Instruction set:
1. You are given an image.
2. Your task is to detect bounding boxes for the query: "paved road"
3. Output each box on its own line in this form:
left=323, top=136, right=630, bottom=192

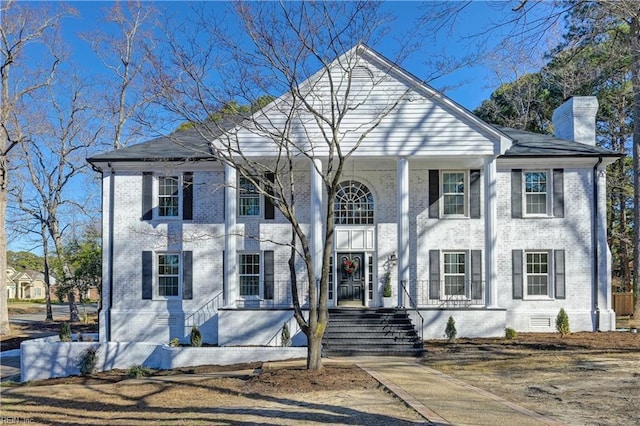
left=9, top=303, right=97, bottom=323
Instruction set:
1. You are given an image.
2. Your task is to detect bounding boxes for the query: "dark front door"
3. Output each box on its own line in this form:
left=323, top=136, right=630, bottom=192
left=338, top=252, right=364, bottom=305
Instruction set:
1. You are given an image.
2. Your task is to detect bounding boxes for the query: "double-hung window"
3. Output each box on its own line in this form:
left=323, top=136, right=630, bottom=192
left=524, top=171, right=548, bottom=215
left=443, top=252, right=466, bottom=297
left=525, top=252, right=549, bottom=297
left=158, top=253, right=180, bottom=297
left=239, top=177, right=260, bottom=216
left=239, top=253, right=260, bottom=297
left=442, top=171, right=466, bottom=216
left=158, top=176, right=180, bottom=217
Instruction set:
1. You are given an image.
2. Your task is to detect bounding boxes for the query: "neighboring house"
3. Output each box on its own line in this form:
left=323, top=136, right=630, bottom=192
left=6, top=267, right=54, bottom=300
left=88, top=45, right=621, bottom=345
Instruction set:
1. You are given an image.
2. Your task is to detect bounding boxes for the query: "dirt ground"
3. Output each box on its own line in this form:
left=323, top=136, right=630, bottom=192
left=2, top=315, right=640, bottom=424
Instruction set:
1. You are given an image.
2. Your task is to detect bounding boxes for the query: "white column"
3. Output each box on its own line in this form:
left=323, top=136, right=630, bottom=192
left=397, top=158, right=410, bottom=307
left=100, top=171, right=113, bottom=342
left=310, top=159, right=323, bottom=285
left=224, top=164, right=237, bottom=307
left=484, top=157, right=499, bottom=308
left=596, top=166, right=615, bottom=330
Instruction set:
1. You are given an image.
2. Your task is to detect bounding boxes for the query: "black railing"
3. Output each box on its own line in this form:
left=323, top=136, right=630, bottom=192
left=412, top=280, right=485, bottom=308
left=400, top=280, right=424, bottom=341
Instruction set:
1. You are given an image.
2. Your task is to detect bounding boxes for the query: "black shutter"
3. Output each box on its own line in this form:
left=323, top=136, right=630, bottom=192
left=183, top=251, right=193, bottom=300
left=554, top=249, right=566, bottom=299
left=142, top=173, right=153, bottom=220
left=471, top=250, right=482, bottom=300
left=512, top=249, right=523, bottom=299
left=470, top=169, right=481, bottom=219
left=142, top=251, right=153, bottom=300
left=183, top=172, right=193, bottom=220
left=264, top=250, right=274, bottom=300
left=264, top=173, right=275, bottom=220
left=553, top=169, right=564, bottom=218
left=428, top=170, right=440, bottom=219
left=511, top=169, right=522, bottom=218
left=429, top=250, right=440, bottom=299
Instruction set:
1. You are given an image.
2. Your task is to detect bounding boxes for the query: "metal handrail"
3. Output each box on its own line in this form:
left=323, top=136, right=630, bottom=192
left=184, top=291, right=223, bottom=335
left=400, top=280, right=424, bottom=342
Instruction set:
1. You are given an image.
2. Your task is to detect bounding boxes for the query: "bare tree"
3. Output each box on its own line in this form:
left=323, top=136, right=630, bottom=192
left=83, top=0, right=158, bottom=149
left=0, top=0, right=72, bottom=334
left=11, top=74, right=101, bottom=322
left=149, top=1, right=434, bottom=370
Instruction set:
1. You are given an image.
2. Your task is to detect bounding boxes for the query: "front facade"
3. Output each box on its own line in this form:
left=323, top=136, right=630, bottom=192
left=88, top=46, right=620, bottom=345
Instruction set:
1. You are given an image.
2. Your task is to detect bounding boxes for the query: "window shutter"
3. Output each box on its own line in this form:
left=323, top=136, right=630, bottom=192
left=429, top=250, right=440, bottom=299
left=511, top=169, right=522, bottom=218
left=553, top=169, right=564, bottom=218
left=471, top=250, right=482, bottom=300
left=470, top=169, right=481, bottom=219
left=554, top=249, right=566, bottom=299
left=183, top=251, right=193, bottom=300
left=142, top=173, right=153, bottom=220
left=264, top=173, right=275, bottom=220
left=512, top=249, right=523, bottom=299
left=183, top=172, right=193, bottom=220
left=142, top=251, right=153, bottom=300
left=428, top=170, right=440, bottom=219
left=264, top=250, right=274, bottom=300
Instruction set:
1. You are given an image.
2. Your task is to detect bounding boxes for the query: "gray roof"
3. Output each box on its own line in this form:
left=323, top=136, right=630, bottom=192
left=87, top=127, right=217, bottom=164
left=498, top=126, right=622, bottom=158
left=87, top=121, right=623, bottom=166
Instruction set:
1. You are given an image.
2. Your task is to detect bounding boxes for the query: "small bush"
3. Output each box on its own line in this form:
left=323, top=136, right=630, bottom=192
left=77, top=347, right=98, bottom=376
left=445, top=316, right=457, bottom=343
left=505, top=327, right=518, bottom=340
left=169, top=338, right=180, bottom=347
left=59, top=322, right=72, bottom=342
left=190, top=326, right=202, bottom=347
left=281, top=322, right=291, bottom=347
left=556, top=308, right=570, bottom=337
left=127, top=365, right=152, bottom=379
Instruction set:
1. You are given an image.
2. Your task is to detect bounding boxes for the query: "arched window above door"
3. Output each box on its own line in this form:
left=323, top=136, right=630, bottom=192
left=334, top=181, right=374, bottom=225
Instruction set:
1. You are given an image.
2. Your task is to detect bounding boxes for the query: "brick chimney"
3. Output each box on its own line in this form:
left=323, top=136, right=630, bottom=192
left=552, top=96, right=599, bottom=146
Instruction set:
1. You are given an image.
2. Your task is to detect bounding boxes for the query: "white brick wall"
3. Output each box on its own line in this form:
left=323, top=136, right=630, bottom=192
left=104, top=158, right=610, bottom=344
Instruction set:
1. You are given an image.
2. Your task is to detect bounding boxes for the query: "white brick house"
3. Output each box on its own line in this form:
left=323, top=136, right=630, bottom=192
left=88, top=45, right=621, bottom=345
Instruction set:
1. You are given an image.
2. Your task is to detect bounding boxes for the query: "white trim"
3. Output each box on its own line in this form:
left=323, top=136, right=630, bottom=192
left=440, top=170, right=469, bottom=218
left=441, top=251, right=468, bottom=299
left=155, top=252, right=182, bottom=300
left=522, top=170, right=551, bottom=218
left=523, top=250, right=553, bottom=300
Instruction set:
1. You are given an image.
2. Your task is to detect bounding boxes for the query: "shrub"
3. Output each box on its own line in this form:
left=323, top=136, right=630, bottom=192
left=445, top=316, right=457, bottom=343
left=190, top=326, right=202, bottom=347
left=127, top=365, right=152, bottom=379
left=281, top=322, right=291, bottom=347
left=77, top=347, right=98, bottom=376
left=505, top=327, right=518, bottom=340
left=383, top=272, right=392, bottom=298
left=59, top=322, right=72, bottom=342
left=556, top=308, right=570, bottom=337
left=169, top=338, right=180, bottom=347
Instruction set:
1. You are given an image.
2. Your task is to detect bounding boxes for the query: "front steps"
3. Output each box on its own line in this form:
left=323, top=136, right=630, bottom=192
left=323, top=308, right=424, bottom=356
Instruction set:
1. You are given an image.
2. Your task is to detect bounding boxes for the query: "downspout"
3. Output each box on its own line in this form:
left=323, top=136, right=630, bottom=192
left=106, top=164, right=115, bottom=341
left=592, top=157, right=603, bottom=331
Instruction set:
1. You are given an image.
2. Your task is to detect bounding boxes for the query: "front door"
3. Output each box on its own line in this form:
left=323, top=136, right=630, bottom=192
left=337, top=252, right=364, bottom=305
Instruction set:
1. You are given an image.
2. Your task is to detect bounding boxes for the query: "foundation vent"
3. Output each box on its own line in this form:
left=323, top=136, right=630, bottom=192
left=529, top=317, right=552, bottom=328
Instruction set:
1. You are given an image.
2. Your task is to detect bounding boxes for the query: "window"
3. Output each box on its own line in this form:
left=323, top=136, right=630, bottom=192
left=524, top=171, right=548, bottom=215
left=442, top=172, right=466, bottom=216
left=526, top=252, right=549, bottom=296
left=334, top=181, right=374, bottom=224
left=158, top=253, right=180, bottom=297
left=443, top=252, right=466, bottom=297
left=158, top=176, right=180, bottom=217
left=239, top=253, right=260, bottom=296
left=239, top=177, right=260, bottom=216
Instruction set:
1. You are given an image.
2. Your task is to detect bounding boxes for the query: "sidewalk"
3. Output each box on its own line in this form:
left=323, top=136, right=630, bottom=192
left=352, top=357, right=562, bottom=426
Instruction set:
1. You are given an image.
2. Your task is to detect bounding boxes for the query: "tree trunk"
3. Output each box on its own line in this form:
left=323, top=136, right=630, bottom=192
left=0, top=162, right=9, bottom=335
left=307, top=327, right=324, bottom=371
left=42, top=225, right=53, bottom=321
left=631, top=15, right=640, bottom=317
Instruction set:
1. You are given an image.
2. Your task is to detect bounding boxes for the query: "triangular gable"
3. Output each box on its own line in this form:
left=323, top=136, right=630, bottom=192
left=231, top=44, right=512, bottom=158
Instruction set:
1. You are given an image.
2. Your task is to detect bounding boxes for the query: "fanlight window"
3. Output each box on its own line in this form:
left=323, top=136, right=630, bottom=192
left=334, top=181, right=374, bottom=225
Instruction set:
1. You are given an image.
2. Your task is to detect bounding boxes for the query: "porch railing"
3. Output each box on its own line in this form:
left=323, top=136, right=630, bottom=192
left=235, top=280, right=309, bottom=309
left=400, top=280, right=424, bottom=342
left=411, top=280, right=485, bottom=308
